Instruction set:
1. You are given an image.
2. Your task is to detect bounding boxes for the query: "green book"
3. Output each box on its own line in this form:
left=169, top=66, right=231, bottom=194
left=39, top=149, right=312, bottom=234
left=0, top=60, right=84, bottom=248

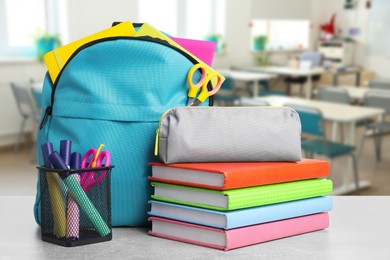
left=151, top=179, right=333, bottom=211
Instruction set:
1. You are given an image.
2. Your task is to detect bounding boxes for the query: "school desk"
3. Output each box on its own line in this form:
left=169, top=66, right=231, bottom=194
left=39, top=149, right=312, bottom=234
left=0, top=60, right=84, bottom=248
left=243, top=66, right=325, bottom=99
left=217, top=69, right=276, bottom=98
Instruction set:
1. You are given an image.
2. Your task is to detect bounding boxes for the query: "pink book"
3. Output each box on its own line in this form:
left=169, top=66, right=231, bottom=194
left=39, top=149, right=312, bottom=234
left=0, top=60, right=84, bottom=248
left=149, top=213, right=329, bottom=251
left=170, top=37, right=216, bottom=66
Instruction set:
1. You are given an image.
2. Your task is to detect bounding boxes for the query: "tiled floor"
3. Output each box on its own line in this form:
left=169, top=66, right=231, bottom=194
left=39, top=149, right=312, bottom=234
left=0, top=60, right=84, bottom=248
left=0, top=133, right=389, bottom=196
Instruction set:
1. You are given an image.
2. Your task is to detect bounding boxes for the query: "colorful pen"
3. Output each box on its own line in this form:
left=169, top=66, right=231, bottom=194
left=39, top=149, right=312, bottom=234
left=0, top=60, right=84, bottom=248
left=48, top=151, right=110, bottom=237
left=60, top=140, right=72, bottom=168
left=66, top=152, right=81, bottom=242
left=41, top=142, right=66, bottom=238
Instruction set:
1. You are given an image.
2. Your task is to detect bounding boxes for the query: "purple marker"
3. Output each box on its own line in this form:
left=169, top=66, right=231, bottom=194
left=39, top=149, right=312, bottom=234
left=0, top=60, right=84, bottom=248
left=41, top=142, right=54, bottom=168
left=60, top=140, right=72, bottom=168
left=49, top=151, right=70, bottom=179
left=70, top=152, right=82, bottom=170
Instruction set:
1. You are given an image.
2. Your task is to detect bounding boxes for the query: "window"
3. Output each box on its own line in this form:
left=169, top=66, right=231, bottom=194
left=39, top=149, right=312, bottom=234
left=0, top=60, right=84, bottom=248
left=138, top=0, right=226, bottom=51
left=0, top=0, right=63, bottom=59
left=138, top=0, right=178, bottom=36
left=251, top=19, right=310, bottom=51
left=184, top=0, right=225, bottom=40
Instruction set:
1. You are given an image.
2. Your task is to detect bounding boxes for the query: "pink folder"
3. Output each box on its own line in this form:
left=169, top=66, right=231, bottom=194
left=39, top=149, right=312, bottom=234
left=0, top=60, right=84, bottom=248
left=170, top=37, right=216, bottom=66
left=149, top=212, right=329, bottom=251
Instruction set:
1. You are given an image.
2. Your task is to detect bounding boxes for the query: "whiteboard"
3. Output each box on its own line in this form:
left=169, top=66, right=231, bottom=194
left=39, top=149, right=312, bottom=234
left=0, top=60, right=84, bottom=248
left=367, top=0, right=390, bottom=55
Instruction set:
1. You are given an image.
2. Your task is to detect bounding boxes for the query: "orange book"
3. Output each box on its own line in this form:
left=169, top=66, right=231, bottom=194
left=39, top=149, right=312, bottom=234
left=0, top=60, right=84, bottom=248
left=148, top=159, right=330, bottom=190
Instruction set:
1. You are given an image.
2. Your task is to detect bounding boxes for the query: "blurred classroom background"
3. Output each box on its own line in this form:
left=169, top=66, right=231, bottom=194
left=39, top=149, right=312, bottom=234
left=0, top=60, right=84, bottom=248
left=0, top=0, right=389, bottom=196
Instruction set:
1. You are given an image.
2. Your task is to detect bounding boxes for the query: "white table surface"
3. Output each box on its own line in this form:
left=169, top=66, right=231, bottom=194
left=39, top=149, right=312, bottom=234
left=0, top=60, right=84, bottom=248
left=244, top=66, right=325, bottom=99
left=218, top=69, right=276, bottom=98
left=240, top=96, right=385, bottom=195
left=242, top=96, right=384, bottom=124
left=2, top=196, right=390, bottom=259
left=218, top=69, right=275, bottom=81
left=246, top=66, right=324, bottom=77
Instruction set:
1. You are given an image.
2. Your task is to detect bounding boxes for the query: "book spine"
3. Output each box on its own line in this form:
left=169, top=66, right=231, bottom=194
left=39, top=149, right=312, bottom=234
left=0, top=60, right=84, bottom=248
left=147, top=231, right=226, bottom=250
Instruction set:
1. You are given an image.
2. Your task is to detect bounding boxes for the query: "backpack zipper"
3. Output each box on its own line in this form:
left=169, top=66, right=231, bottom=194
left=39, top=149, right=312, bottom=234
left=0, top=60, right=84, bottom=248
left=39, top=36, right=202, bottom=129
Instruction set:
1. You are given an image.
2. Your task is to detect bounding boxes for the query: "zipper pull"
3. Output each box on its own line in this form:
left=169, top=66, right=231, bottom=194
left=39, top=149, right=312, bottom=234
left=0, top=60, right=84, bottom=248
left=154, top=128, right=160, bottom=156
left=39, top=106, right=52, bottom=129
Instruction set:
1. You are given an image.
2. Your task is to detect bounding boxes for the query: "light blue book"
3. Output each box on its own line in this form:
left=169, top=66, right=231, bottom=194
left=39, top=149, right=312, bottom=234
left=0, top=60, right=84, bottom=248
left=148, top=197, right=332, bottom=229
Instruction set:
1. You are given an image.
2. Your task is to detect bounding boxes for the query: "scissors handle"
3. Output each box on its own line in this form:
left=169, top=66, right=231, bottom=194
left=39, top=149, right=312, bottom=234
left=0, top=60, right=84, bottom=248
left=80, top=148, right=111, bottom=192
left=193, top=72, right=223, bottom=104
left=94, top=150, right=111, bottom=168
left=187, top=64, right=207, bottom=98
left=81, top=148, right=97, bottom=169
left=87, top=151, right=111, bottom=188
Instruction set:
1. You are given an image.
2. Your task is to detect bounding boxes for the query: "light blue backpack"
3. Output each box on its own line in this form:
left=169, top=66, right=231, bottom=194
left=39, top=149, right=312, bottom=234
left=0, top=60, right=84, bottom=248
left=34, top=28, right=213, bottom=226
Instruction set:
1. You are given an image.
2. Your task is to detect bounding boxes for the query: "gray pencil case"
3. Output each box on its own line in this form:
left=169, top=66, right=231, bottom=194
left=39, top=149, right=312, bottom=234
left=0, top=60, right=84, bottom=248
left=154, top=106, right=302, bottom=164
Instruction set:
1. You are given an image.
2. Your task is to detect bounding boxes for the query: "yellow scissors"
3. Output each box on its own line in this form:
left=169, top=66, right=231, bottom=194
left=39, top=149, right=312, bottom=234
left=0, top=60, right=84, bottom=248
left=187, top=64, right=223, bottom=106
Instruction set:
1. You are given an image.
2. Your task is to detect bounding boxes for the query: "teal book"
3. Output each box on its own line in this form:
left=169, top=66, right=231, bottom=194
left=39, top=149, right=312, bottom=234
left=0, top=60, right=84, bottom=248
left=148, top=197, right=333, bottom=229
left=151, top=179, right=333, bottom=211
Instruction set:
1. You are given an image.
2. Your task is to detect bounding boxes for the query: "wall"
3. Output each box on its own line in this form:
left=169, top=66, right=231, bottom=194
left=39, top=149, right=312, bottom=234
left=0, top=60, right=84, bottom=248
left=364, top=0, right=390, bottom=78
left=251, top=0, right=311, bottom=19
left=66, top=0, right=138, bottom=42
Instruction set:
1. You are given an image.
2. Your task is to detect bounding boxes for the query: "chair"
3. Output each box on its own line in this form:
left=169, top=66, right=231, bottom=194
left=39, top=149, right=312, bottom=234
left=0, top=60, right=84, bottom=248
left=242, top=80, right=285, bottom=97
left=31, top=87, right=42, bottom=110
left=317, top=86, right=372, bottom=141
left=30, top=86, right=43, bottom=161
left=359, top=90, right=390, bottom=161
left=369, top=78, right=390, bottom=91
left=230, top=65, right=246, bottom=71
left=10, top=82, right=41, bottom=153
left=238, top=97, right=270, bottom=106
left=317, top=87, right=350, bottom=104
left=285, top=52, right=323, bottom=97
left=301, top=51, right=324, bottom=68
left=316, top=87, right=350, bottom=142
left=287, top=103, right=359, bottom=192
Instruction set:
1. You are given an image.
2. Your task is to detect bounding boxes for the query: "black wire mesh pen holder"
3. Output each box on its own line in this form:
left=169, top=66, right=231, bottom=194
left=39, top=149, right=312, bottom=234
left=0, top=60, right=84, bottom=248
left=38, top=165, right=114, bottom=247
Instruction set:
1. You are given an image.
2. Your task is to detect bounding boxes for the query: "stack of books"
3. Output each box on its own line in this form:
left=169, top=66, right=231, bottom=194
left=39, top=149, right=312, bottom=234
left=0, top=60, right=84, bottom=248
left=148, top=159, right=333, bottom=251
